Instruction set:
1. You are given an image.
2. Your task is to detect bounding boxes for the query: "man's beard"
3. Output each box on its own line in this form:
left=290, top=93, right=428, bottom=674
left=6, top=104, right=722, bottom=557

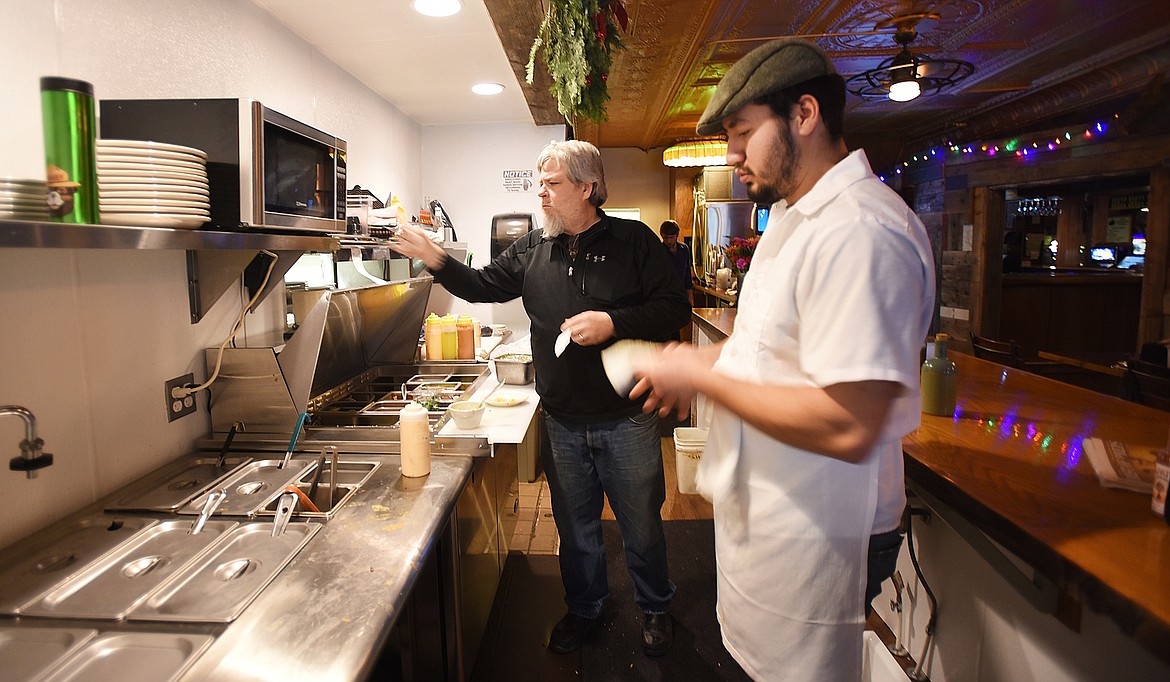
left=541, top=208, right=567, bottom=238
left=743, top=122, right=799, bottom=205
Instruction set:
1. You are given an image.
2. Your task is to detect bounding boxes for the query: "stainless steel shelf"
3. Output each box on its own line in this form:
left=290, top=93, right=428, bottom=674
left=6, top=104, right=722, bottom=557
left=0, top=218, right=335, bottom=251
left=0, top=219, right=336, bottom=323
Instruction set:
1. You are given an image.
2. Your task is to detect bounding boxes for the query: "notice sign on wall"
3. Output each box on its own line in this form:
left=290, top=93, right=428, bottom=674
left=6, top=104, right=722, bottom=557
left=502, top=169, right=535, bottom=193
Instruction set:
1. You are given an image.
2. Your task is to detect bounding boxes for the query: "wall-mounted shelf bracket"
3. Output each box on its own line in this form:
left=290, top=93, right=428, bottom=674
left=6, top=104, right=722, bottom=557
left=187, top=248, right=305, bottom=323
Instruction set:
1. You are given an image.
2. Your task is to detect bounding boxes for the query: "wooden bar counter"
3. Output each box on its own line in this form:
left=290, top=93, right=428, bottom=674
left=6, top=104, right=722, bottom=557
left=693, top=282, right=737, bottom=308
left=690, top=308, right=1170, bottom=666
left=906, top=353, right=1170, bottom=663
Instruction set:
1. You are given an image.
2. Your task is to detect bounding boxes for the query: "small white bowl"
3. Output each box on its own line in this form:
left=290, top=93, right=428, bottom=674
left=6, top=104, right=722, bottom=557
left=448, top=400, right=485, bottom=429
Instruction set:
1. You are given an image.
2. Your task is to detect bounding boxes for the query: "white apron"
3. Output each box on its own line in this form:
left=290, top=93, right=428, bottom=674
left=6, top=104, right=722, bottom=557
left=697, top=199, right=879, bottom=681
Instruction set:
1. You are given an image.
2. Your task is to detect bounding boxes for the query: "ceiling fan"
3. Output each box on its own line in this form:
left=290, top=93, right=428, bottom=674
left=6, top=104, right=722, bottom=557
left=706, top=10, right=978, bottom=102
left=843, top=12, right=975, bottom=101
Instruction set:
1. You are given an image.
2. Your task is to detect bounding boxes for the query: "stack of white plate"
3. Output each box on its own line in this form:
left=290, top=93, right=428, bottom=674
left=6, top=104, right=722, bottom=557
left=0, top=178, right=49, bottom=221
left=97, top=139, right=210, bottom=229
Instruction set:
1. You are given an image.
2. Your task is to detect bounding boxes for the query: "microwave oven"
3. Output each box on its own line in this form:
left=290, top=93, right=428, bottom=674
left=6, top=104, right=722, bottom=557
left=98, top=98, right=346, bottom=234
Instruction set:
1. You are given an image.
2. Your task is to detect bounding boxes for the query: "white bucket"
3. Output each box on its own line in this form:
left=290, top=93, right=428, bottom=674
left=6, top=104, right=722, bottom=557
left=673, top=427, right=707, bottom=495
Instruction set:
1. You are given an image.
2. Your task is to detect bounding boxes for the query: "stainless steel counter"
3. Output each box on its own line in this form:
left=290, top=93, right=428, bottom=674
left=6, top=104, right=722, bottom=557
left=181, top=453, right=472, bottom=681
left=0, top=453, right=474, bottom=682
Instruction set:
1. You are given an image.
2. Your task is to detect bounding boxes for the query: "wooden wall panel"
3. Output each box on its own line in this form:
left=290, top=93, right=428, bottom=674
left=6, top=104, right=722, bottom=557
left=1142, top=168, right=1170, bottom=345
left=670, top=167, right=702, bottom=239
left=1055, top=194, right=1085, bottom=267
left=1000, top=277, right=1141, bottom=355
left=971, top=187, right=1004, bottom=336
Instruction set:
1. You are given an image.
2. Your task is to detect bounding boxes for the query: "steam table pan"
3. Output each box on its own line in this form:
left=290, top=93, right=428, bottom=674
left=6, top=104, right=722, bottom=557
left=0, top=515, right=156, bottom=615
left=105, top=455, right=251, bottom=512
left=0, top=626, right=97, bottom=682
left=36, top=632, right=214, bottom=682
left=177, top=458, right=314, bottom=517
left=19, top=520, right=237, bottom=620
left=130, top=521, right=321, bottom=623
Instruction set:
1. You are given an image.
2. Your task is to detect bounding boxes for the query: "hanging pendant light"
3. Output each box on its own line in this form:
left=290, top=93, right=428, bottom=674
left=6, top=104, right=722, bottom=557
left=663, top=139, right=727, bottom=167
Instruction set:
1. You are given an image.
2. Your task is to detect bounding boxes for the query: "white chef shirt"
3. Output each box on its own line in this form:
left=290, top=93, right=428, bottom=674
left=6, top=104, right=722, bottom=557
left=696, top=149, right=935, bottom=680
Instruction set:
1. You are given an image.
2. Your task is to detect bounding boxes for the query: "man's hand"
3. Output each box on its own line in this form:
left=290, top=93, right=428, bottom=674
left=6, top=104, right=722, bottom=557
left=631, top=342, right=720, bottom=420
left=560, top=310, right=615, bottom=347
left=388, top=225, right=448, bottom=271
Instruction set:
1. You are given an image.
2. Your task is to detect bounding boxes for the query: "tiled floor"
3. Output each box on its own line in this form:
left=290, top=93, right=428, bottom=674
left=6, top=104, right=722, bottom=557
left=509, top=478, right=560, bottom=555
left=494, top=440, right=926, bottom=680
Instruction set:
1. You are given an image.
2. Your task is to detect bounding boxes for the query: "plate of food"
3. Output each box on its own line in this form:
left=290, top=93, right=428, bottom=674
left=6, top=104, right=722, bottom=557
left=485, top=392, right=528, bottom=408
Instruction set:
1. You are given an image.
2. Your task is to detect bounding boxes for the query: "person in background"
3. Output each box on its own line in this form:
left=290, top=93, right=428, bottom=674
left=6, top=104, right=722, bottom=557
left=387, top=140, right=691, bottom=657
left=659, top=219, right=695, bottom=307
left=631, top=39, right=935, bottom=680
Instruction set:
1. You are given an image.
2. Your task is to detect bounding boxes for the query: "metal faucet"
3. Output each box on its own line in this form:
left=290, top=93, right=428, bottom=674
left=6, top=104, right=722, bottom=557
left=2, top=405, right=54, bottom=479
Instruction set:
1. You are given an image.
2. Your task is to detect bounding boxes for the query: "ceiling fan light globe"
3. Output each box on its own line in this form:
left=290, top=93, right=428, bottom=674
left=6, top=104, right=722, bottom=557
left=889, top=80, right=921, bottom=102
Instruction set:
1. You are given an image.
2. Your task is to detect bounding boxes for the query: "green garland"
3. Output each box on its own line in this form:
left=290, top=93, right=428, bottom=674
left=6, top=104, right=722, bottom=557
left=526, top=0, right=626, bottom=123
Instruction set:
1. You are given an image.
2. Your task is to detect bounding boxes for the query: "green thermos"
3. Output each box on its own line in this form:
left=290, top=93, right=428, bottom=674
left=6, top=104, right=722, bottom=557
left=40, top=76, right=98, bottom=224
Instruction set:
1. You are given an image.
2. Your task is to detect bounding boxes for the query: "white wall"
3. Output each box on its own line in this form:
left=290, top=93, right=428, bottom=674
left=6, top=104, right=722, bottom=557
left=0, top=0, right=423, bottom=547
left=600, top=147, right=671, bottom=234
left=420, top=122, right=565, bottom=335
left=873, top=500, right=1170, bottom=681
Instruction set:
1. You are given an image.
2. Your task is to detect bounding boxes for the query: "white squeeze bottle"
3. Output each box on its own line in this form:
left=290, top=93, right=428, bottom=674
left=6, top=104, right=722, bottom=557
left=399, top=402, right=431, bottom=477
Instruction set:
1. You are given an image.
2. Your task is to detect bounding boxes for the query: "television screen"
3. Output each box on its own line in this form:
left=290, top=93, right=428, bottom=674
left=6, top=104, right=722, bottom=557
left=1133, top=235, right=1146, bottom=256
left=1116, top=255, right=1144, bottom=270
left=1089, top=246, right=1117, bottom=263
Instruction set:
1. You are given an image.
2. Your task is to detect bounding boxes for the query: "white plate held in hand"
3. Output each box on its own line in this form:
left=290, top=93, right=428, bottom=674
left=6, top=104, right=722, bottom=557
left=601, top=340, right=663, bottom=396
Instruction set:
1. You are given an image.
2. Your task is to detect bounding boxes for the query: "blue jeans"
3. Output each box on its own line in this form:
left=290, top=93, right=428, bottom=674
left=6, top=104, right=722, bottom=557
left=544, top=411, right=676, bottom=618
left=866, top=529, right=904, bottom=616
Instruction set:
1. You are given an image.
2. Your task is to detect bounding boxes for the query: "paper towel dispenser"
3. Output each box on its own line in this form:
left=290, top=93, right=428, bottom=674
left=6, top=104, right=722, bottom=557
left=491, top=212, right=536, bottom=259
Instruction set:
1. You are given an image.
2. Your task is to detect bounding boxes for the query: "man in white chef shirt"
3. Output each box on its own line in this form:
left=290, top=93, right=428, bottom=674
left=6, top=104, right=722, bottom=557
left=631, top=39, right=935, bottom=681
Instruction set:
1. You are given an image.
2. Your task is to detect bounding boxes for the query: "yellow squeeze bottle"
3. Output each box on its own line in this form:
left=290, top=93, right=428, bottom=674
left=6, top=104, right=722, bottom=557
left=441, top=313, right=457, bottom=360
left=424, top=313, right=443, bottom=361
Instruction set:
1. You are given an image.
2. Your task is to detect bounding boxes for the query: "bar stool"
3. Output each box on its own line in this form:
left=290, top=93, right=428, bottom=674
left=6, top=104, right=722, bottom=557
left=1125, top=358, right=1170, bottom=411
left=969, top=333, right=1022, bottom=368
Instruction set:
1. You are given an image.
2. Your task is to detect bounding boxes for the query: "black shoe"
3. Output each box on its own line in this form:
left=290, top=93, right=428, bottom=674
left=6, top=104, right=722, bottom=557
left=549, top=612, right=600, bottom=654
left=641, top=612, right=673, bottom=656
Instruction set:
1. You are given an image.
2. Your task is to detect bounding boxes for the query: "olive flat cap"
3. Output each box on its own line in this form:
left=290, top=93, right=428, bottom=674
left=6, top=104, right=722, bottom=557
left=696, top=39, right=835, bottom=135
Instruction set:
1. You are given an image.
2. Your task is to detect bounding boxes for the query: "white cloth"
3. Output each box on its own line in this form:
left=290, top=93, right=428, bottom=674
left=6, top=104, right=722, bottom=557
left=695, top=149, right=935, bottom=681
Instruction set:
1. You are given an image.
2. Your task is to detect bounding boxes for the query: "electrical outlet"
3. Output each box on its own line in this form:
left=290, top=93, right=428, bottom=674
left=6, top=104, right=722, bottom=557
left=164, top=373, right=197, bottom=422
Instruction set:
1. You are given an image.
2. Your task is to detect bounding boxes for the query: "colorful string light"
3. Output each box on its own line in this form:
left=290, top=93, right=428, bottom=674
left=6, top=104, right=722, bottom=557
left=877, top=116, right=1117, bottom=183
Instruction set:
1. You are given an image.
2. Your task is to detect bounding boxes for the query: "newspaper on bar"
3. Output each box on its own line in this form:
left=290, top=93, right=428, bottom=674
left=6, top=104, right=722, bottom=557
left=1083, top=438, right=1158, bottom=493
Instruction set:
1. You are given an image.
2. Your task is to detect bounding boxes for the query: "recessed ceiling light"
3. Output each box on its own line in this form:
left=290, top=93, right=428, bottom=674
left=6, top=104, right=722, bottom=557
left=472, top=82, right=505, bottom=96
left=412, top=0, right=462, bottom=17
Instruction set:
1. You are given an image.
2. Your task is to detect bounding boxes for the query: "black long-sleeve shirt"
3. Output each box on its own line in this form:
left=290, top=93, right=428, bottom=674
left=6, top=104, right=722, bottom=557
left=433, top=212, right=691, bottom=422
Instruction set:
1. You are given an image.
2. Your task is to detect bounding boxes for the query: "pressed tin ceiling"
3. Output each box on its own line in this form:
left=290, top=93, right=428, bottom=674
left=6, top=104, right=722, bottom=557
left=485, top=0, right=1170, bottom=169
